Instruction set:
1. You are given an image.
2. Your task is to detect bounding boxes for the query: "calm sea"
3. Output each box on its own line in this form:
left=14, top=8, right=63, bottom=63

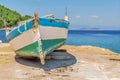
left=65, top=30, right=120, bottom=54
left=0, top=30, right=120, bottom=53
left=0, top=30, right=8, bottom=43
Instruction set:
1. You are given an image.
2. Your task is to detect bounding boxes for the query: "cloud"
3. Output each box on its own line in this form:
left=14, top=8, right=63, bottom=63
left=90, top=15, right=99, bottom=18
left=76, top=16, right=81, bottom=19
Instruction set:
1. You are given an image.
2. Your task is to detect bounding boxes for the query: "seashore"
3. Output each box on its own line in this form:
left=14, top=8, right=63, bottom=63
left=0, top=43, right=120, bottom=80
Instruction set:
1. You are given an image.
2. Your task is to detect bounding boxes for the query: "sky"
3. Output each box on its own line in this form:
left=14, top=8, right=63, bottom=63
left=0, top=0, right=120, bottom=30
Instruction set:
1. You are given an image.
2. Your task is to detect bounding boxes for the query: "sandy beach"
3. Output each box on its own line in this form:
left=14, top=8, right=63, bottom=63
left=0, top=44, right=120, bottom=80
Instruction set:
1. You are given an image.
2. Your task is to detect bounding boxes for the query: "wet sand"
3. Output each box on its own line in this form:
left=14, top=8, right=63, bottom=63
left=0, top=44, right=120, bottom=80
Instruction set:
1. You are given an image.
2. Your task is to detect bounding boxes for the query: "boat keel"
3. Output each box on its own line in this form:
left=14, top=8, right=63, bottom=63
left=40, top=52, right=45, bottom=65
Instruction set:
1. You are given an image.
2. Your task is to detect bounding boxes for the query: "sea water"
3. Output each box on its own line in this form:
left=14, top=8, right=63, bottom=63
left=65, top=30, right=120, bottom=54
left=0, top=30, right=8, bottom=43
left=0, top=30, right=120, bottom=53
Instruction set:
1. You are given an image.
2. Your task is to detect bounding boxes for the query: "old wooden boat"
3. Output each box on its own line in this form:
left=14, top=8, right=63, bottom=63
left=6, top=13, right=69, bottom=65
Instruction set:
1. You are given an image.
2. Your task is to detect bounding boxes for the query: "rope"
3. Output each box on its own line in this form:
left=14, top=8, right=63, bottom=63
left=18, top=22, right=27, bottom=34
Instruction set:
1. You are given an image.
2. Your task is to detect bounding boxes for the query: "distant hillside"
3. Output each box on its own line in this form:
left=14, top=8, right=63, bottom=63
left=0, top=5, right=32, bottom=28
left=69, top=24, right=120, bottom=30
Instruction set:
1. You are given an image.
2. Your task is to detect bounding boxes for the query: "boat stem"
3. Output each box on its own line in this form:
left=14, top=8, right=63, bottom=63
left=33, top=12, right=38, bottom=28
left=40, top=52, right=45, bottom=65
left=33, top=13, right=45, bottom=65
left=32, top=12, right=39, bottom=34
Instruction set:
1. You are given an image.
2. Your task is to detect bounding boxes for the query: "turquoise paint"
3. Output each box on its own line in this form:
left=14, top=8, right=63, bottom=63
left=41, top=38, right=66, bottom=53
left=7, top=20, right=34, bottom=41
left=15, top=38, right=66, bottom=57
left=16, top=41, right=42, bottom=57
left=39, top=18, right=69, bottom=28
left=7, top=17, right=69, bottom=42
left=44, top=40, right=65, bottom=55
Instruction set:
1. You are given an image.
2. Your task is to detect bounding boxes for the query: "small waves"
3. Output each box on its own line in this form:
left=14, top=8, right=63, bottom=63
left=66, top=30, right=120, bottom=54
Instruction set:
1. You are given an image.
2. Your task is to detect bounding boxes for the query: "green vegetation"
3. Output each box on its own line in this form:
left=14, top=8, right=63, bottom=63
left=0, top=5, right=32, bottom=28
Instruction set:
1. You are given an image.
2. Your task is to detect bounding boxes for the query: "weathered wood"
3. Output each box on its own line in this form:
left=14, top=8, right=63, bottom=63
left=53, top=49, right=67, bottom=52
left=32, top=12, right=39, bottom=34
left=33, top=12, right=38, bottom=28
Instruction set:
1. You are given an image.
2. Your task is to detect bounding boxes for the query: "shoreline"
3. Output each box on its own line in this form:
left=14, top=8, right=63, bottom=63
left=0, top=44, right=120, bottom=80
left=0, top=43, right=119, bottom=55
left=0, top=43, right=118, bottom=54
left=65, top=45, right=119, bottom=54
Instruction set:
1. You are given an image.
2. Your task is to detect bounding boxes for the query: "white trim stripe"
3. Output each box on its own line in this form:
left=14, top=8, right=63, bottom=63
left=9, top=26, right=68, bottom=51
left=9, top=29, right=40, bottom=50
left=39, top=26, right=68, bottom=40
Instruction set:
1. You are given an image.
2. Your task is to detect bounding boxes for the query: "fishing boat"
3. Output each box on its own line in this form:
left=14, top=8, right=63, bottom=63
left=6, top=13, right=69, bottom=65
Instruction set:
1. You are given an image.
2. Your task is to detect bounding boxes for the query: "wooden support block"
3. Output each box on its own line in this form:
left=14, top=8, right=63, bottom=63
left=45, top=55, right=71, bottom=60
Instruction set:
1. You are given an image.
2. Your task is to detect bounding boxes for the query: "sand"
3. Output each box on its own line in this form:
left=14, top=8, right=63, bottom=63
left=0, top=44, right=120, bottom=80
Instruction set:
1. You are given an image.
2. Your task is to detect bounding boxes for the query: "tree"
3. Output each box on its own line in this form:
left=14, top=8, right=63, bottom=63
left=0, top=5, right=32, bottom=28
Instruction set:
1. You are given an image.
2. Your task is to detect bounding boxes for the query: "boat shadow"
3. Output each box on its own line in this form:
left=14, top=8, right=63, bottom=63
left=15, top=50, right=77, bottom=71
